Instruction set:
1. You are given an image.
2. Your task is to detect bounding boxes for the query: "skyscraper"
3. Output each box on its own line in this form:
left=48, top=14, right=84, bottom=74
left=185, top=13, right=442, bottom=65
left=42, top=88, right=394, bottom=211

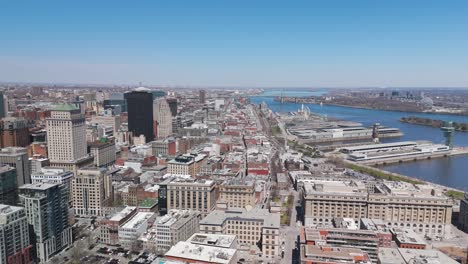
left=0, top=204, right=33, bottom=264
left=124, top=88, right=154, bottom=142
left=46, top=104, right=91, bottom=171
left=0, top=147, right=31, bottom=187
left=19, top=183, right=72, bottom=263
left=0, top=91, right=5, bottom=118
left=166, top=98, right=178, bottom=117
left=199, top=89, right=206, bottom=104
left=153, top=97, right=173, bottom=139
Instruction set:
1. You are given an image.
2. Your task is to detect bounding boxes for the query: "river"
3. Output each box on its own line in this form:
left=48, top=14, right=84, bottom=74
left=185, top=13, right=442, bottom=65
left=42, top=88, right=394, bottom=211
left=250, top=89, right=468, bottom=189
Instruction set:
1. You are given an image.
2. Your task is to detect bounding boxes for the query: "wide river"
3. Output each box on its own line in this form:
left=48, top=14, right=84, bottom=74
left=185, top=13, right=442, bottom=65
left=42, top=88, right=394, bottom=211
left=250, top=89, right=468, bottom=189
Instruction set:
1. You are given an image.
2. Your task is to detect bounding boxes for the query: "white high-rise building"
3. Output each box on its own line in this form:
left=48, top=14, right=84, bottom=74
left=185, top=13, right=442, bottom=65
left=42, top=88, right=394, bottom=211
left=153, top=98, right=173, bottom=139
left=46, top=104, right=91, bottom=171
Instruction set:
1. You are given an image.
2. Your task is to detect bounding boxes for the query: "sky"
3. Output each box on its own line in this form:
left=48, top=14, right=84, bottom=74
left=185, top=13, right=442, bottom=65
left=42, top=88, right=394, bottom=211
left=1, top=0, right=467, bottom=87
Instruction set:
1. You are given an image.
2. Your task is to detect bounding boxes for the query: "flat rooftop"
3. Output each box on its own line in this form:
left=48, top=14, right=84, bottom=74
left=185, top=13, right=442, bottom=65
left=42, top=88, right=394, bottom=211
left=187, top=233, right=237, bottom=249
left=109, top=206, right=137, bottom=222
left=121, top=212, right=154, bottom=229
left=165, top=241, right=236, bottom=264
left=200, top=208, right=280, bottom=229
left=19, top=182, right=58, bottom=191
left=341, top=141, right=418, bottom=152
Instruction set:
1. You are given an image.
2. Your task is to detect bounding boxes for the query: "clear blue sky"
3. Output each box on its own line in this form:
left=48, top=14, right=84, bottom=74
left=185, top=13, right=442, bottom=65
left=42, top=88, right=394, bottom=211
left=1, top=0, right=467, bottom=87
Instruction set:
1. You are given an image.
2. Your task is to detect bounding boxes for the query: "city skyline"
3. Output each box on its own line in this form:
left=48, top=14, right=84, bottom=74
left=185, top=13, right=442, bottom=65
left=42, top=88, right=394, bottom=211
left=1, top=1, right=468, bottom=87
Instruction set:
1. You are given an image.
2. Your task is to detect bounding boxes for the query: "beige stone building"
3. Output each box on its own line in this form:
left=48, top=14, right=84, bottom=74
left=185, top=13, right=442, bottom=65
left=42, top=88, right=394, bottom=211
left=167, top=156, right=195, bottom=176
left=219, top=178, right=256, bottom=208
left=200, top=208, right=280, bottom=259
left=302, top=180, right=453, bottom=235
left=89, top=140, right=116, bottom=167
left=167, top=179, right=216, bottom=216
left=72, top=167, right=112, bottom=217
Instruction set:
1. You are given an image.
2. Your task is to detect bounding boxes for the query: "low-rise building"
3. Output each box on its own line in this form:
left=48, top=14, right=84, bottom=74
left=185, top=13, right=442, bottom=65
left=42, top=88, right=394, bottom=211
left=165, top=241, right=237, bottom=264
left=301, top=245, right=371, bottom=264
left=99, top=206, right=138, bottom=245
left=218, top=178, right=256, bottom=208
left=118, top=212, right=156, bottom=248
left=89, top=140, right=116, bottom=167
left=167, top=178, right=216, bottom=216
left=200, top=208, right=280, bottom=259
left=378, top=248, right=459, bottom=264
left=155, top=210, right=200, bottom=253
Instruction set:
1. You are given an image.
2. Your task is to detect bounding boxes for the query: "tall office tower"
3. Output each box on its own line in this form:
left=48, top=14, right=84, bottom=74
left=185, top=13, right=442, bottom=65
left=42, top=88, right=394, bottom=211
left=166, top=98, right=178, bottom=117
left=0, top=118, right=31, bottom=148
left=153, top=98, right=173, bottom=139
left=19, top=183, right=72, bottom=263
left=46, top=104, right=91, bottom=171
left=0, top=147, right=31, bottom=187
left=124, top=88, right=154, bottom=142
left=199, top=89, right=206, bottom=104
left=0, top=165, right=18, bottom=206
left=0, top=91, right=5, bottom=118
left=31, top=167, right=74, bottom=207
left=71, top=168, right=110, bottom=217
left=0, top=205, right=33, bottom=264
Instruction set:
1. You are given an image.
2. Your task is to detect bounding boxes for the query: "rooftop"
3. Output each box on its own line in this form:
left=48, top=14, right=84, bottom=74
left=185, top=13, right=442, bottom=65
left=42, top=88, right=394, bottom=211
left=187, top=233, right=237, bottom=249
left=200, top=208, right=280, bottom=229
left=121, top=212, right=154, bottom=229
left=109, top=206, right=137, bottom=222
left=165, top=241, right=237, bottom=264
left=19, top=182, right=58, bottom=191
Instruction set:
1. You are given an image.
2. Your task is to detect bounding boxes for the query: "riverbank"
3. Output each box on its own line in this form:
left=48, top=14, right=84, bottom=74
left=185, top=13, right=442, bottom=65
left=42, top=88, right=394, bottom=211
left=275, top=97, right=468, bottom=116
left=400, top=116, right=468, bottom=132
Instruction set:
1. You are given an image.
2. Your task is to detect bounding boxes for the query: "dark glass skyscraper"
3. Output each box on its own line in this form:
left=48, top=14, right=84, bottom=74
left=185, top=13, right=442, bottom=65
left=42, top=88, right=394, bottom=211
left=124, top=89, right=154, bottom=141
left=166, top=97, right=178, bottom=117
left=0, top=91, right=5, bottom=118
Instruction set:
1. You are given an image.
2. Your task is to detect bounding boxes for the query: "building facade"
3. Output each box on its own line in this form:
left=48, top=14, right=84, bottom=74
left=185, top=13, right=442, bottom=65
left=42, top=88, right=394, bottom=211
left=167, top=179, right=216, bottom=217
left=0, top=166, right=18, bottom=206
left=71, top=168, right=109, bottom=217
left=0, top=205, right=33, bottom=264
left=125, top=89, right=154, bottom=142
left=0, top=147, right=31, bottom=187
left=153, top=97, right=173, bottom=139
left=200, top=208, right=281, bottom=259
left=89, top=140, right=116, bottom=167
left=18, top=183, right=72, bottom=263
left=155, top=210, right=200, bottom=253
left=0, top=118, right=31, bottom=148
left=219, top=179, right=256, bottom=208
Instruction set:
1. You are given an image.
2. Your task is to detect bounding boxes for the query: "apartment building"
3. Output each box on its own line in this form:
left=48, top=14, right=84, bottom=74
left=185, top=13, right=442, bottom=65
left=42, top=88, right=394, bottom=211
left=199, top=208, right=280, bottom=258
left=31, top=167, right=74, bottom=202
left=167, top=179, right=216, bottom=216
left=218, top=178, right=256, bottom=208
left=18, top=183, right=72, bottom=263
left=301, top=180, right=453, bottom=235
left=155, top=210, right=200, bottom=253
left=0, top=205, right=32, bottom=264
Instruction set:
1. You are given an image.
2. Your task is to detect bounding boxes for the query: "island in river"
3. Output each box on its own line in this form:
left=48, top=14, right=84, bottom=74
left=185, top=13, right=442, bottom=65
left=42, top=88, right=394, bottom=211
left=400, top=116, right=468, bottom=132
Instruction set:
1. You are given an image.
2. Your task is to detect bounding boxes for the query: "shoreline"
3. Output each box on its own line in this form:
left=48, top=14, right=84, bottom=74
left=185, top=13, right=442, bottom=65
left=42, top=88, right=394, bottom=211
left=273, top=98, right=468, bottom=117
